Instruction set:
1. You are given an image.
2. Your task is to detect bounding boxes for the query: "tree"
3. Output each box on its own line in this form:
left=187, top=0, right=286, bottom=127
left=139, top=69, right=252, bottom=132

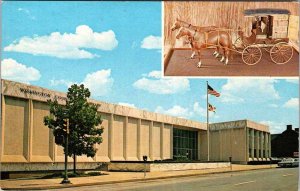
left=44, top=84, right=103, bottom=174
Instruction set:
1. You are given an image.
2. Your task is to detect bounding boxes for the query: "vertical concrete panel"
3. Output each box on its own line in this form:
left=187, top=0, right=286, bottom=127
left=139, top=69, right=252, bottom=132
left=112, top=115, right=125, bottom=160
left=1, top=96, right=5, bottom=161
left=163, top=124, right=172, bottom=159
left=32, top=101, right=53, bottom=162
left=140, top=120, right=150, bottom=159
left=96, top=113, right=109, bottom=162
left=149, top=121, right=153, bottom=160
left=264, top=132, right=268, bottom=158
left=3, top=96, right=29, bottom=162
left=108, top=114, right=113, bottom=160
left=220, top=129, right=231, bottom=161
left=260, top=132, right=264, bottom=159
left=160, top=123, right=164, bottom=160
left=210, top=130, right=220, bottom=161
left=255, top=130, right=260, bottom=159
left=126, top=117, right=138, bottom=161
left=170, top=125, right=173, bottom=159
left=199, top=131, right=207, bottom=161
left=269, top=134, right=271, bottom=158
left=152, top=122, right=161, bottom=160
left=251, top=129, right=254, bottom=159
left=137, top=119, right=141, bottom=160
left=232, top=128, right=246, bottom=162
left=245, top=128, right=248, bottom=161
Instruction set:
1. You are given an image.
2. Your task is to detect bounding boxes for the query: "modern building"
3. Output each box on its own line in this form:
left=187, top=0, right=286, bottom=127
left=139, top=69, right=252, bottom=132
left=271, top=125, right=299, bottom=158
left=1, top=79, right=270, bottom=172
left=201, top=120, right=271, bottom=164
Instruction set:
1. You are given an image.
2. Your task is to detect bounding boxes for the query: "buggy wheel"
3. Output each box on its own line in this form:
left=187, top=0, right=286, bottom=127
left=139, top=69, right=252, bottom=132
left=270, top=42, right=293, bottom=64
left=242, top=45, right=262, bottom=65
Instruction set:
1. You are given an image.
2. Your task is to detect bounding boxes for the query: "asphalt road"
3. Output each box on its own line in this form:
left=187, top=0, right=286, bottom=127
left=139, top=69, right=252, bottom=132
left=54, top=167, right=299, bottom=191
left=164, top=49, right=299, bottom=77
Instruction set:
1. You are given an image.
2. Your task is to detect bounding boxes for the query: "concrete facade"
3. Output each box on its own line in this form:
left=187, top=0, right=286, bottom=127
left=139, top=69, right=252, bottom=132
left=200, top=120, right=271, bottom=164
left=1, top=80, right=206, bottom=171
left=1, top=80, right=270, bottom=171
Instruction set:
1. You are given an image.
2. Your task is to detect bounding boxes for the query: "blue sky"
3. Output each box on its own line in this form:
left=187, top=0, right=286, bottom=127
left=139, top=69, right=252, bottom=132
left=2, top=1, right=299, bottom=134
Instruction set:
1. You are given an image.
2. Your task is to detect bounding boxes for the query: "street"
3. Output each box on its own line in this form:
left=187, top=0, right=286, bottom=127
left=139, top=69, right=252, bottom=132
left=54, top=167, right=299, bottom=191
left=164, top=49, right=299, bottom=77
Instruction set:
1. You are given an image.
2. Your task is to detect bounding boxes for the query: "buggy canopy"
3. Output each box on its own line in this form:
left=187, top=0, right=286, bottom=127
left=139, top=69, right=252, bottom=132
left=244, top=9, right=290, bottom=16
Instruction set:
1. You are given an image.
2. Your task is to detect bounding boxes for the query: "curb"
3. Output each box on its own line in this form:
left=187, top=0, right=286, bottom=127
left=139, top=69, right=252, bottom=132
left=1, top=166, right=277, bottom=190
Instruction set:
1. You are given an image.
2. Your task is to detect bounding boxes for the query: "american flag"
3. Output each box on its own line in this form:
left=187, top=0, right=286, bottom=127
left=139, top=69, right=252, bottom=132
left=208, top=103, right=216, bottom=113
left=207, top=84, right=220, bottom=97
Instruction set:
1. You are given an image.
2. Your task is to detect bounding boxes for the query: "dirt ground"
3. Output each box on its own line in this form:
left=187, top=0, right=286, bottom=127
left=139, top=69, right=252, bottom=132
left=164, top=49, right=299, bottom=77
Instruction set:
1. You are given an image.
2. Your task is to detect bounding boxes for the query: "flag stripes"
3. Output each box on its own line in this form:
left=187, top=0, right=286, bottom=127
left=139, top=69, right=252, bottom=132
left=207, top=84, right=220, bottom=97
left=208, top=103, right=216, bottom=113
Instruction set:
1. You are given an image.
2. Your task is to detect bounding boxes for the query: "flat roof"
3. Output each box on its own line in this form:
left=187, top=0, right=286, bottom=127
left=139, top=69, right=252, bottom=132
left=1, top=79, right=206, bottom=130
left=210, top=119, right=269, bottom=132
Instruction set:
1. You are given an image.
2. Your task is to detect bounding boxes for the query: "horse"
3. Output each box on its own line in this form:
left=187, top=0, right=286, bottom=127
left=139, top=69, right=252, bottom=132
left=170, top=18, right=221, bottom=59
left=171, top=18, right=217, bottom=33
left=175, top=27, right=232, bottom=68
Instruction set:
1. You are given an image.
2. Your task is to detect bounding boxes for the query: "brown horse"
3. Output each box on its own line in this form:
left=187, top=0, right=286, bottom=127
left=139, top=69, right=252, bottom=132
left=176, top=27, right=232, bottom=68
left=171, top=18, right=221, bottom=58
left=171, top=18, right=217, bottom=32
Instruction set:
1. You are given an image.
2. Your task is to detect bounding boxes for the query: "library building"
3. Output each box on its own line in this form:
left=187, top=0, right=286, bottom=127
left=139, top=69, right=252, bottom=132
left=1, top=79, right=270, bottom=173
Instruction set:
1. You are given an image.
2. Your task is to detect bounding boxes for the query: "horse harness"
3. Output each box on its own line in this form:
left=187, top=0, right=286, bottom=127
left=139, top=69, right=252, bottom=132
left=191, top=29, right=221, bottom=48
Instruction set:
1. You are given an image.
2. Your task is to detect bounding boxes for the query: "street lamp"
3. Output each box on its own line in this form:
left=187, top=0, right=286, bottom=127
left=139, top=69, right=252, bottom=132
left=61, top=118, right=71, bottom=184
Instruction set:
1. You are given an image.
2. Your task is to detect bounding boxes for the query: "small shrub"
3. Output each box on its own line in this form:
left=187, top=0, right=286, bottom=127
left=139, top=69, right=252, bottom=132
left=87, top=171, right=102, bottom=176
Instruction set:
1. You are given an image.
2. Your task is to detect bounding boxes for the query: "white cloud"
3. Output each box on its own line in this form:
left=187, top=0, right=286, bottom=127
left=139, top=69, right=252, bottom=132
left=18, top=8, right=36, bottom=20
left=283, top=98, right=299, bottom=109
left=133, top=70, right=190, bottom=94
left=155, top=105, right=192, bottom=118
left=118, top=102, right=136, bottom=108
left=268, top=103, right=278, bottom=108
left=4, top=25, right=118, bottom=59
left=1, top=58, right=41, bottom=84
left=193, top=102, right=206, bottom=117
left=141, top=35, right=161, bottom=49
left=50, top=79, right=75, bottom=87
left=147, top=71, right=161, bottom=78
left=286, top=79, right=299, bottom=84
left=82, top=69, right=114, bottom=97
left=193, top=102, right=219, bottom=119
left=49, top=69, right=113, bottom=97
left=260, top=120, right=287, bottom=134
left=220, top=79, right=280, bottom=103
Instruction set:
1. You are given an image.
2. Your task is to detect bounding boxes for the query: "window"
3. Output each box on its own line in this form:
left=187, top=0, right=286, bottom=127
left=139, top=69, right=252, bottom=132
left=173, top=128, right=198, bottom=160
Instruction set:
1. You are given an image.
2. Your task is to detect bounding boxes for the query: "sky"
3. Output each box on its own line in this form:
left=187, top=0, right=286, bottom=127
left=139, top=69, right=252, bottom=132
left=1, top=1, right=299, bottom=134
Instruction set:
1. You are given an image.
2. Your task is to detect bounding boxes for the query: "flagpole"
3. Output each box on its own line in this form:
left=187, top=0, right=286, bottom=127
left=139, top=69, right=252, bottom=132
left=207, top=81, right=210, bottom=162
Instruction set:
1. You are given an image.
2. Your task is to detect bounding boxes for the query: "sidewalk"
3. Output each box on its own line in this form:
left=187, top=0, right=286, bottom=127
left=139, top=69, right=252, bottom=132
left=0, top=164, right=277, bottom=190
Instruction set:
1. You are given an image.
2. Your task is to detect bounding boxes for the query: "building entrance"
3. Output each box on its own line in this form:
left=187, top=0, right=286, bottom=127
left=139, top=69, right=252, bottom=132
left=173, top=128, right=198, bottom=160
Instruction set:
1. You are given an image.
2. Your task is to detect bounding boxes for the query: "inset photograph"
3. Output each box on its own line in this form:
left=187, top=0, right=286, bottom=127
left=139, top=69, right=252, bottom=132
left=163, top=1, right=299, bottom=77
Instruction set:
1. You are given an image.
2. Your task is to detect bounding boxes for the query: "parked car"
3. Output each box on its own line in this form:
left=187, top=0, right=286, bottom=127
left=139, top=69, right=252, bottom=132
left=278, top=158, right=299, bottom=167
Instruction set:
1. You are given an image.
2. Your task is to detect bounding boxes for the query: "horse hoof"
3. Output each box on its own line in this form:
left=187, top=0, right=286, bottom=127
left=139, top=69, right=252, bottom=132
left=197, top=62, right=202, bottom=68
left=220, top=56, right=225, bottom=62
left=190, top=52, right=196, bottom=59
left=225, top=59, right=229, bottom=65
